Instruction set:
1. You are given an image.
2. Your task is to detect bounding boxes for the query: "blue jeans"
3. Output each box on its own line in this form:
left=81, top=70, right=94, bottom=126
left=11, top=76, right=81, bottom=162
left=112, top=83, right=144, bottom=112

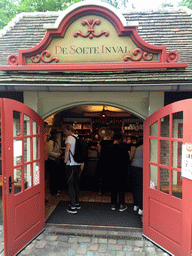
left=65, top=165, right=81, bottom=207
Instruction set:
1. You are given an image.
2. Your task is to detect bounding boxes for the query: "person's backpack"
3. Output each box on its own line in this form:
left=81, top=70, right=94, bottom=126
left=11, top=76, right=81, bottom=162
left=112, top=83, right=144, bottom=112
left=70, top=135, right=88, bottom=163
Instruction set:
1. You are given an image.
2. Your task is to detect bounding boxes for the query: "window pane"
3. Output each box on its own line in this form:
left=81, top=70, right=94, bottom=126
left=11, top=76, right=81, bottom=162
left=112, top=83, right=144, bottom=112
left=14, top=139, right=22, bottom=166
left=24, top=115, right=30, bottom=136
left=33, top=162, right=40, bottom=186
left=172, top=141, right=182, bottom=168
left=24, top=138, right=30, bottom=163
left=24, top=164, right=31, bottom=189
left=172, top=170, right=182, bottom=199
left=33, top=137, right=39, bottom=160
left=150, top=121, right=158, bottom=136
left=150, top=165, right=157, bottom=190
left=150, top=139, right=158, bottom=163
left=160, top=140, right=169, bottom=166
left=14, top=167, right=21, bottom=194
left=33, top=121, right=38, bottom=135
left=13, top=111, right=21, bottom=137
left=161, top=115, right=169, bottom=137
left=173, top=112, right=183, bottom=139
left=160, top=168, right=169, bottom=194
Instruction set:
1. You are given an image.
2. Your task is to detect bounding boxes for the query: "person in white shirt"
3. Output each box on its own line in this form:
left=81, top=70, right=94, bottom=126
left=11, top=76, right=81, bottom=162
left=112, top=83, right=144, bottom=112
left=63, top=124, right=81, bottom=214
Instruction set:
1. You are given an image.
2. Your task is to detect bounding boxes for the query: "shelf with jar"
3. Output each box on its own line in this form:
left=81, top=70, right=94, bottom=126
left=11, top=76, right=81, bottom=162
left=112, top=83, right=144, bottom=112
left=73, top=123, right=92, bottom=137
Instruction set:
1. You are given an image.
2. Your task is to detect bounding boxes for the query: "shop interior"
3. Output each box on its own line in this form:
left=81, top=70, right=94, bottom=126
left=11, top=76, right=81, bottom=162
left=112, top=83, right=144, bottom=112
left=44, top=105, right=143, bottom=223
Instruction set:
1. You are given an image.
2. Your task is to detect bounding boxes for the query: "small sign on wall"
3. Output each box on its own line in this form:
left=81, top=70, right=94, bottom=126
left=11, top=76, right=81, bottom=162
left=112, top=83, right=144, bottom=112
left=182, top=143, right=192, bottom=180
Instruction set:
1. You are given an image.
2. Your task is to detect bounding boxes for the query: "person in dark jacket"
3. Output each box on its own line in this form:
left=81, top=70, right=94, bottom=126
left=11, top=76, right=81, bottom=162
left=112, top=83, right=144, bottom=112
left=130, top=140, right=143, bottom=215
left=107, top=133, right=130, bottom=211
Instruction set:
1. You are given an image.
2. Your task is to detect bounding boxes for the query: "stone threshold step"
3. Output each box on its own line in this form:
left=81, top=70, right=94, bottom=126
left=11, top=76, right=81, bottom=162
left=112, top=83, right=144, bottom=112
left=45, top=223, right=143, bottom=240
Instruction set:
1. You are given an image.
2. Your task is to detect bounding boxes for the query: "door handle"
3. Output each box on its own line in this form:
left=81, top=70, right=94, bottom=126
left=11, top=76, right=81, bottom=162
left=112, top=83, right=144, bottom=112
left=9, top=176, right=18, bottom=193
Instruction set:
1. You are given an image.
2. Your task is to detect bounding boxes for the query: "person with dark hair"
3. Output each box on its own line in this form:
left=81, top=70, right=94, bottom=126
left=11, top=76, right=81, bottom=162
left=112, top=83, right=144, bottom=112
left=107, top=132, right=130, bottom=211
left=48, top=129, right=62, bottom=196
left=44, top=122, right=50, bottom=203
left=130, top=139, right=143, bottom=215
left=63, top=124, right=81, bottom=214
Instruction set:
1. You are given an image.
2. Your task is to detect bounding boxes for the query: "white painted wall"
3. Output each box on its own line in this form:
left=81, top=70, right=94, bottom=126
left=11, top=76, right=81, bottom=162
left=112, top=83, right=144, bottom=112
left=24, top=91, right=164, bottom=120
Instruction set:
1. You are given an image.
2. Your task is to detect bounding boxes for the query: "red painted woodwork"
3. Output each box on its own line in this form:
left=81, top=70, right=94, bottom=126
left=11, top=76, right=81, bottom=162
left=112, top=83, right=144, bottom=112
left=143, top=99, right=192, bottom=256
left=0, top=4, right=187, bottom=72
left=1, top=99, right=44, bottom=256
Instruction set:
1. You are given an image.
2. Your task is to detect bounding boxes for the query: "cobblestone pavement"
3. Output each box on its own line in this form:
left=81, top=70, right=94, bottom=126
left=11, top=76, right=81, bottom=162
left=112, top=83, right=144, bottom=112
left=0, top=224, right=169, bottom=256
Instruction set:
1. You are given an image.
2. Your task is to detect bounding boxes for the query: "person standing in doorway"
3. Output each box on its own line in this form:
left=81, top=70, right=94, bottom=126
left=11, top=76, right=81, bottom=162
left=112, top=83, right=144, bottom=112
left=44, top=122, right=50, bottom=203
left=48, top=129, right=62, bottom=196
left=63, top=124, right=81, bottom=214
left=130, top=140, right=143, bottom=215
left=107, top=132, right=130, bottom=211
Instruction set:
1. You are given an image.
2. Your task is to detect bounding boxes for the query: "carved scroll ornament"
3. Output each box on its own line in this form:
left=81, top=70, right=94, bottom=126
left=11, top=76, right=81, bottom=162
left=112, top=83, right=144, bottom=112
left=73, top=18, right=109, bottom=39
left=124, top=48, right=153, bottom=62
left=31, top=50, right=59, bottom=63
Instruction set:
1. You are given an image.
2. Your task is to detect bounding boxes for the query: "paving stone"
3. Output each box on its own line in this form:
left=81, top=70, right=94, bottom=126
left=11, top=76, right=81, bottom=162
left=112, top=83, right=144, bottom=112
left=98, top=238, right=108, bottom=244
left=117, top=252, right=126, bottom=256
left=68, top=237, right=78, bottom=243
left=108, top=239, right=117, bottom=244
left=98, top=243, right=107, bottom=252
left=58, top=236, right=69, bottom=242
left=67, top=249, right=77, bottom=256
left=35, top=240, right=47, bottom=248
left=45, top=235, right=58, bottom=241
left=78, top=236, right=91, bottom=243
left=108, top=244, right=123, bottom=250
left=89, top=244, right=99, bottom=251
left=134, top=240, right=144, bottom=247
left=123, top=245, right=133, bottom=251
left=91, top=237, right=99, bottom=243
left=117, top=239, right=127, bottom=244
left=133, top=247, right=144, bottom=252
left=76, top=247, right=87, bottom=254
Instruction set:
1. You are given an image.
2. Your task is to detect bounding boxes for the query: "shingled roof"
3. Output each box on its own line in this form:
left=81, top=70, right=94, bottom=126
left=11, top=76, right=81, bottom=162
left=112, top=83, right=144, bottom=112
left=0, top=7, right=192, bottom=91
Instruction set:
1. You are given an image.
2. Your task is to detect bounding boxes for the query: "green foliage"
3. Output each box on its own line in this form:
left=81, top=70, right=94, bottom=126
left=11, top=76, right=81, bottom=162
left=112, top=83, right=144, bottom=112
left=0, top=0, right=130, bottom=30
left=161, top=1, right=174, bottom=7
left=179, top=0, right=192, bottom=9
left=0, top=0, right=17, bottom=28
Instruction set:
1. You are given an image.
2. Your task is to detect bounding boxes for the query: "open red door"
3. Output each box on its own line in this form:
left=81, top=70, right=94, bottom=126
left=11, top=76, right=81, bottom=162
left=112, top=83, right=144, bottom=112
left=1, top=98, right=44, bottom=256
left=143, top=99, right=192, bottom=256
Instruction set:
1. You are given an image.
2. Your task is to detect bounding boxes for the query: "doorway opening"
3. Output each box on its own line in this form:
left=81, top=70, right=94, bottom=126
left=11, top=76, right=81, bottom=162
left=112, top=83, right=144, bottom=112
left=44, top=104, right=143, bottom=227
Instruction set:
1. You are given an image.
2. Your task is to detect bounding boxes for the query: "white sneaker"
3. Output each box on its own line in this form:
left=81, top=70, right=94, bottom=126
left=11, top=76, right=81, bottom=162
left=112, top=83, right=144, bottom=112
left=133, top=206, right=139, bottom=211
left=138, top=209, right=143, bottom=215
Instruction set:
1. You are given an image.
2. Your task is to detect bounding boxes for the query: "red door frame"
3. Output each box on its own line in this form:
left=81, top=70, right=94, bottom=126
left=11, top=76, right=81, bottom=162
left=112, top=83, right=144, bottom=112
left=1, top=98, right=45, bottom=256
left=143, top=99, right=192, bottom=256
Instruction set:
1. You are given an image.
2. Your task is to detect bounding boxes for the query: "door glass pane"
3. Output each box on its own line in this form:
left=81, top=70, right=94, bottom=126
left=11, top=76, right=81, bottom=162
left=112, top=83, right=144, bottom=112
left=33, top=162, right=40, bottom=186
left=24, top=138, right=30, bottom=163
left=173, top=112, right=183, bottom=139
left=33, top=121, right=38, bottom=135
left=13, top=139, right=22, bottom=166
left=150, top=139, right=158, bottom=163
left=33, top=137, right=39, bottom=160
left=24, top=164, right=31, bottom=189
left=150, top=165, right=157, bottom=190
left=150, top=121, right=158, bottom=136
left=13, top=111, right=21, bottom=137
left=161, top=115, right=169, bottom=137
left=172, top=141, right=182, bottom=168
left=160, top=168, right=169, bottom=194
left=160, top=140, right=169, bottom=166
left=14, top=167, right=21, bottom=194
left=24, top=115, right=30, bottom=136
left=172, top=170, right=182, bottom=199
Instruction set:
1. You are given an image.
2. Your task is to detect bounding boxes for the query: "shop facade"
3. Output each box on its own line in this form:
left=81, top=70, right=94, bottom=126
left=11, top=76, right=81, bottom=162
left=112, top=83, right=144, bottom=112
left=0, top=1, right=192, bottom=255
